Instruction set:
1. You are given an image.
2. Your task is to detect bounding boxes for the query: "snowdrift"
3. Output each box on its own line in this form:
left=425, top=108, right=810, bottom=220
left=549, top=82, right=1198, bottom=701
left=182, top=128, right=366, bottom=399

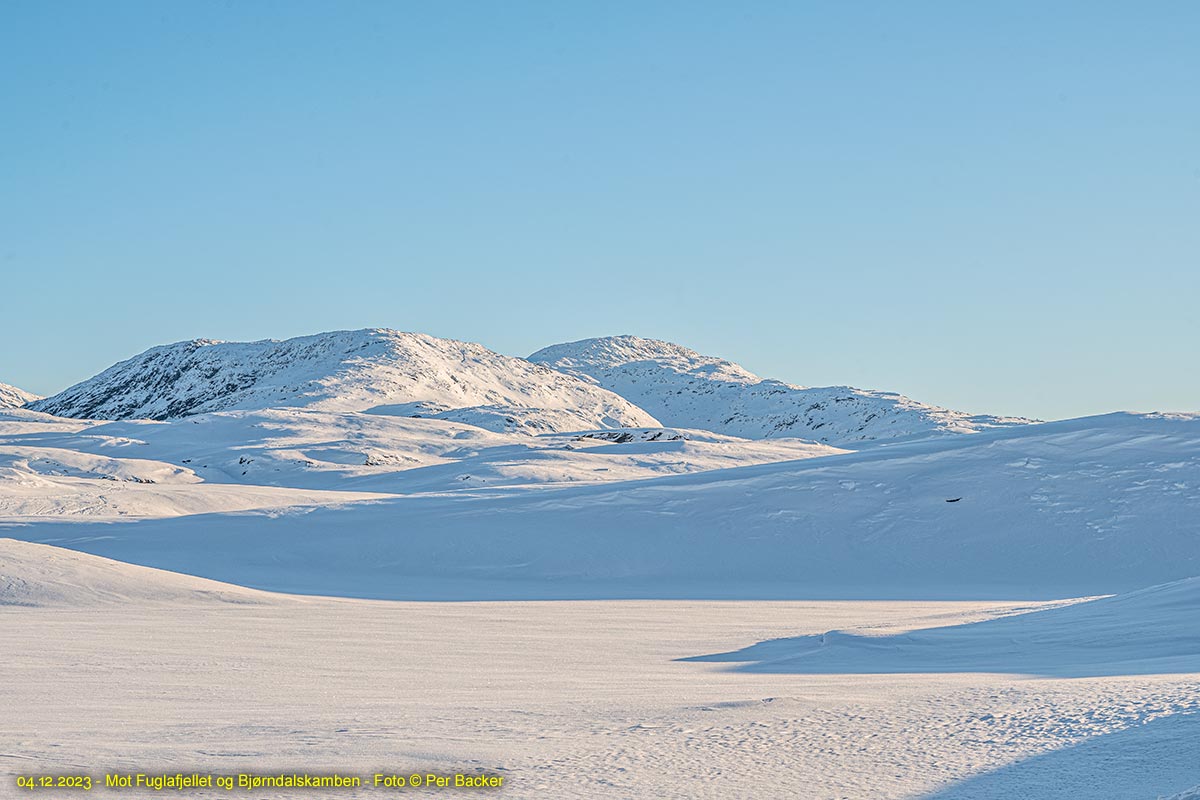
left=685, top=576, right=1200, bottom=677
left=0, top=538, right=283, bottom=607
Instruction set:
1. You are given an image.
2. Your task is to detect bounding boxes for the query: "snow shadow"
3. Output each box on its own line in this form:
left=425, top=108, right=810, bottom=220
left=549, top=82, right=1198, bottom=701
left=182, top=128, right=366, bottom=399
left=682, top=578, right=1200, bottom=678
left=915, top=711, right=1200, bottom=800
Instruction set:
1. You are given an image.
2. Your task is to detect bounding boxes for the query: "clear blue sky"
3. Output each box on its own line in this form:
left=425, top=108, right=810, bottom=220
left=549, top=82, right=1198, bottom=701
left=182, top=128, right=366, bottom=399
left=2, top=1, right=1197, bottom=420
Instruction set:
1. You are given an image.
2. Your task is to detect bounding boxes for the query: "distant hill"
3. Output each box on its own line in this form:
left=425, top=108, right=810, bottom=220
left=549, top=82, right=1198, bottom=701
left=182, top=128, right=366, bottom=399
left=531, top=335, right=1033, bottom=446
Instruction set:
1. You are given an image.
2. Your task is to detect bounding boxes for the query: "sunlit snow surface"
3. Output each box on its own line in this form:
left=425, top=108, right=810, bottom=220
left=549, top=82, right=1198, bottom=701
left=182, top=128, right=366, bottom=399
left=2, top=540, right=1197, bottom=800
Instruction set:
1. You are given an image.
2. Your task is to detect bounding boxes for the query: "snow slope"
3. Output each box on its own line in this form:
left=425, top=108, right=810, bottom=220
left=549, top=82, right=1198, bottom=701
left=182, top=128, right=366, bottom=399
left=0, top=538, right=282, bottom=606
left=0, top=381, right=39, bottom=409
left=8, top=412, right=1197, bottom=600
left=688, top=576, right=1200, bottom=677
left=29, top=329, right=660, bottom=434
left=530, top=335, right=1033, bottom=446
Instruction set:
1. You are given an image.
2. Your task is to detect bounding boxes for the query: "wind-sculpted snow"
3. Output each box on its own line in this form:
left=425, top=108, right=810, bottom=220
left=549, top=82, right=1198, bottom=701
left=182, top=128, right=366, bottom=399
left=0, top=382, right=39, bottom=409
left=531, top=335, right=1034, bottom=446
left=29, top=329, right=660, bottom=434
left=686, top=577, right=1200, bottom=677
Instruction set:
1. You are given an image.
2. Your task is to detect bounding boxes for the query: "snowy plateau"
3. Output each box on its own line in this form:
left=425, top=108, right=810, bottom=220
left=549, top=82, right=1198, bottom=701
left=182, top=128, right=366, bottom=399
left=2, top=328, right=1198, bottom=799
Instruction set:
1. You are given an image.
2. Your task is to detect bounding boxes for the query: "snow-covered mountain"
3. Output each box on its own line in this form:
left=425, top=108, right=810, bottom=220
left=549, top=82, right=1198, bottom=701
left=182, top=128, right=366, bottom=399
left=531, top=335, right=1034, bottom=446
left=28, top=329, right=660, bottom=434
left=29, top=329, right=1036, bottom=446
left=0, top=382, right=39, bottom=409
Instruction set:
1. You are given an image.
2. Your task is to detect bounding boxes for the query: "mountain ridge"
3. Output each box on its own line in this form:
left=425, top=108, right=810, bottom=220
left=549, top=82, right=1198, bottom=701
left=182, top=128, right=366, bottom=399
left=531, top=334, right=1035, bottom=446
left=24, top=328, right=1039, bottom=446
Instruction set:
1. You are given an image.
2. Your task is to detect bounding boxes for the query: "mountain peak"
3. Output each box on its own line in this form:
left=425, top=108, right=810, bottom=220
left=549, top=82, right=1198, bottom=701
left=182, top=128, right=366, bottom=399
left=29, top=329, right=659, bottom=433
left=530, top=335, right=764, bottom=385
left=532, top=335, right=1033, bottom=446
left=0, top=382, right=40, bottom=409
